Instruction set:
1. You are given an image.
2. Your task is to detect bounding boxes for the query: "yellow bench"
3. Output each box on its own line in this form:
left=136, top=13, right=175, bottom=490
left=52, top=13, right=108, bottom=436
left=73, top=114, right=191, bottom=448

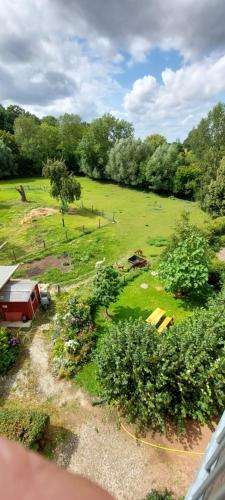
left=146, top=307, right=166, bottom=326
left=157, top=316, right=173, bottom=334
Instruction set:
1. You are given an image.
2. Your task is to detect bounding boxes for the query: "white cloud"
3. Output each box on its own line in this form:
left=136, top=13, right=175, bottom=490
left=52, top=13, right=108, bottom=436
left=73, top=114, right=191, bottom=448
left=1, top=0, right=225, bottom=138
left=123, top=55, right=225, bottom=140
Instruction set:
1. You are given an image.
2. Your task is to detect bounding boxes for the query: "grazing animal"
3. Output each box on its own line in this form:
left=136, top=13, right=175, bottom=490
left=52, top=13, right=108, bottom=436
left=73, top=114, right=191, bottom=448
left=117, top=262, right=124, bottom=270
left=95, top=257, right=106, bottom=268
left=135, top=249, right=143, bottom=256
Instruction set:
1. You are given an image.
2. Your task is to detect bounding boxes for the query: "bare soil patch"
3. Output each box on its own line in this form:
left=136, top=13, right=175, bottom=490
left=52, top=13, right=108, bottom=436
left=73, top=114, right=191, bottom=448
left=21, top=254, right=73, bottom=277
left=21, top=207, right=58, bottom=225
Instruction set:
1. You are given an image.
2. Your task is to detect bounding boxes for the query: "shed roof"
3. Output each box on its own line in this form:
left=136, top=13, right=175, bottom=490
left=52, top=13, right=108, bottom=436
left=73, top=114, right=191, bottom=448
left=0, top=280, right=37, bottom=303
left=0, top=266, right=19, bottom=290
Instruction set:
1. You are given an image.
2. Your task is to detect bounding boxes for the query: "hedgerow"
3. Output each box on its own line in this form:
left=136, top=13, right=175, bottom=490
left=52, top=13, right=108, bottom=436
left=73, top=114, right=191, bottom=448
left=0, top=409, right=49, bottom=449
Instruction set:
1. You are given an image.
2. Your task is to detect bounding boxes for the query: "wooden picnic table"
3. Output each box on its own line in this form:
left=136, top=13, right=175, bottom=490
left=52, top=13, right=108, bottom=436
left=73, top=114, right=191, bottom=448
left=157, top=316, right=173, bottom=334
left=146, top=307, right=166, bottom=326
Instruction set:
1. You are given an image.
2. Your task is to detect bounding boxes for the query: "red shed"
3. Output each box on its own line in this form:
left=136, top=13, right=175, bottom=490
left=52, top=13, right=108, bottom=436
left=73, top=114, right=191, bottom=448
left=0, top=266, right=40, bottom=322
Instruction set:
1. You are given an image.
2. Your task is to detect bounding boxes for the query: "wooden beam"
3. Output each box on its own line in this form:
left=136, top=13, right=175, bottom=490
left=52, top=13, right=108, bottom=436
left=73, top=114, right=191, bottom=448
left=0, top=241, right=7, bottom=251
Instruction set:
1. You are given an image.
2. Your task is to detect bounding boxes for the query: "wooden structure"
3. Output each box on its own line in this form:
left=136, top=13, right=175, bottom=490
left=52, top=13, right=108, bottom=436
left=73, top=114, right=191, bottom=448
left=128, top=254, right=147, bottom=270
left=146, top=307, right=173, bottom=333
left=0, top=266, right=40, bottom=322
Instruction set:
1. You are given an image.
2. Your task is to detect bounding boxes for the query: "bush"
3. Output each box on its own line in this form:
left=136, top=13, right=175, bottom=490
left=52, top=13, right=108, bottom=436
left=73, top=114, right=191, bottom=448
left=159, top=214, right=209, bottom=296
left=52, top=293, right=94, bottom=378
left=145, top=489, right=174, bottom=500
left=98, top=297, right=225, bottom=430
left=204, top=216, right=225, bottom=247
left=0, top=328, right=19, bottom=375
left=208, top=258, right=225, bottom=289
left=0, top=409, right=49, bottom=449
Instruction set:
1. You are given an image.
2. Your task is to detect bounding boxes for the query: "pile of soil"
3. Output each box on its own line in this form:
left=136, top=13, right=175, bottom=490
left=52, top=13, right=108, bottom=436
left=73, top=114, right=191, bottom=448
left=21, top=254, right=73, bottom=277
left=21, top=208, right=58, bottom=225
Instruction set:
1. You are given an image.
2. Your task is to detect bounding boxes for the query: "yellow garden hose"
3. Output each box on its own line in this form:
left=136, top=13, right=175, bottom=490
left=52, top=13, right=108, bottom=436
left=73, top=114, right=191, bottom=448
left=118, top=414, right=204, bottom=456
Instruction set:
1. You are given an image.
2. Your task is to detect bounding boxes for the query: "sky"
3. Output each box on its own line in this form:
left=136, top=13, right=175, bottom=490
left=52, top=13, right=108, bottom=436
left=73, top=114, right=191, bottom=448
left=1, top=0, right=225, bottom=141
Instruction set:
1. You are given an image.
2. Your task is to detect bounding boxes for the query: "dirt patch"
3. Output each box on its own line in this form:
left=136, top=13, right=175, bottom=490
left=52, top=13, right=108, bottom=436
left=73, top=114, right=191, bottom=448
left=69, top=413, right=212, bottom=500
left=21, top=254, right=73, bottom=277
left=217, top=247, right=225, bottom=261
left=21, top=207, right=58, bottom=225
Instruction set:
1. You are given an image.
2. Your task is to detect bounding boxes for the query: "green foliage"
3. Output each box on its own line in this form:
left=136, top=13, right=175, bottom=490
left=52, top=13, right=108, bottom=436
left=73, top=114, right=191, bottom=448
left=0, top=328, right=19, bottom=375
left=0, top=409, right=49, bottom=449
left=145, top=142, right=185, bottom=193
left=145, top=489, right=174, bottom=500
left=173, top=164, right=201, bottom=198
left=93, top=265, right=121, bottom=312
left=78, top=113, right=133, bottom=179
left=58, top=113, right=85, bottom=172
left=159, top=213, right=209, bottom=296
left=208, top=258, right=225, bottom=290
left=204, top=216, right=225, bottom=247
left=185, top=103, right=225, bottom=211
left=106, top=137, right=150, bottom=186
left=144, top=134, right=166, bottom=154
left=203, top=158, right=225, bottom=216
left=98, top=297, right=225, bottom=430
left=0, top=139, right=16, bottom=178
left=52, top=293, right=94, bottom=378
left=42, top=158, right=81, bottom=212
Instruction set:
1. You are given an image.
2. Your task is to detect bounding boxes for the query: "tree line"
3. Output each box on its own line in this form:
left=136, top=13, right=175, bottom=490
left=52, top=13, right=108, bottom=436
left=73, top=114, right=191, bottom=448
left=1, top=101, right=225, bottom=216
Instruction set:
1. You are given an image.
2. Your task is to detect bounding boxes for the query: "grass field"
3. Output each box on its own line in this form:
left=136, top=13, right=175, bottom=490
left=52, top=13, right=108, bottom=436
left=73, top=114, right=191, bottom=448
left=0, top=177, right=208, bottom=285
left=0, top=177, right=210, bottom=394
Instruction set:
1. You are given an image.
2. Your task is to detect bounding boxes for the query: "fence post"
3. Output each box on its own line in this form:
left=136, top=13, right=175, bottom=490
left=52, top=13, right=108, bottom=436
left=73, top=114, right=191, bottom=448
left=65, top=230, right=68, bottom=241
left=98, top=219, right=101, bottom=228
left=43, top=240, right=46, bottom=249
left=82, top=225, right=85, bottom=233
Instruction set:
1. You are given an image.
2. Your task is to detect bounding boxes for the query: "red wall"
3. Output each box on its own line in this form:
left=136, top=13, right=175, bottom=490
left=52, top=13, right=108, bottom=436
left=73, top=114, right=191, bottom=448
left=0, top=284, right=40, bottom=322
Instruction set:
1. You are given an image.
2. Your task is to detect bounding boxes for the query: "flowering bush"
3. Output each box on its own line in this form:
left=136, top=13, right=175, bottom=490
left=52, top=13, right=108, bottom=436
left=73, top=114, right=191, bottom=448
left=52, top=293, right=94, bottom=378
left=0, top=328, right=19, bottom=375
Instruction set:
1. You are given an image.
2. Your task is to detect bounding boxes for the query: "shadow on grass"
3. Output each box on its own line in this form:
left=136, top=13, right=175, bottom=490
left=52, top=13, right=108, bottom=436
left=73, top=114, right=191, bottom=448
left=43, top=425, right=79, bottom=466
left=176, top=292, right=210, bottom=313
left=111, top=305, right=149, bottom=322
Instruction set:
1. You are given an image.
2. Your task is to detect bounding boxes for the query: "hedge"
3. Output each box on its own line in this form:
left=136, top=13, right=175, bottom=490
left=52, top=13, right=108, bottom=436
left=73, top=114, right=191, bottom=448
left=0, top=409, right=49, bottom=449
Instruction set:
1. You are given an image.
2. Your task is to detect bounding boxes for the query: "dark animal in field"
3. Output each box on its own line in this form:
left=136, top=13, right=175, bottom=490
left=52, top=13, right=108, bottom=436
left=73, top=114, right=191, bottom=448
left=135, top=249, right=143, bottom=256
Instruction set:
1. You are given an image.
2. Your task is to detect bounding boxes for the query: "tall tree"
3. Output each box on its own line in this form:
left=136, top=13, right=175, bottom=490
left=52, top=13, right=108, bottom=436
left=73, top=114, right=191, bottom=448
left=42, top=159, right=81, bottom=222
left=144, top=133, right=166, bottom=154
left=106, top=137, right=150, bottom=186
left=203, top=158, right=225, bottom=216
left=0, top=140, right=16, bottom=178
left=58, top=113, right=84, bottom=172
left=145, top=142, right=185, bottom=192
left=78, top=114, right=133, bottom=179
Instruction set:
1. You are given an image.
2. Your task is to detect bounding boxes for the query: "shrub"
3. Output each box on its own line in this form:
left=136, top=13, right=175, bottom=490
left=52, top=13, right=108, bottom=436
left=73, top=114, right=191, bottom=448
left=52, top=293, right=94, bottom=378
left=93, top=265, right=121, bottom=314
left=208, top=258, right=225, bottom=290
left=145, top=489, right=175, bottom=500
left=98, top=297, right=225, bottom=430
left=0, top=328, right=19, bottom=375
left=204, top=216, right=225, bottom=247
left=0, top=409, right=49, bottom=450
left=159, top=213, right=209, bottom=296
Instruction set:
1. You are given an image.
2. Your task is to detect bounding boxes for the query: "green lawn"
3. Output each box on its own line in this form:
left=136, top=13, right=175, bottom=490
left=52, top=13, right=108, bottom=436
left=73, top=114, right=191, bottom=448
left=0, top=177, right=208, bottom=285
left=0, top=176, right=209, bottom=395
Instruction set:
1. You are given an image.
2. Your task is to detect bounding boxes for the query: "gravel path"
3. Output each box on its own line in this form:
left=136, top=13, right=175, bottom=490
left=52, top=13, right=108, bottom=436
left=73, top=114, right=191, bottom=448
left=1, top=324, right=213, bottom=499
